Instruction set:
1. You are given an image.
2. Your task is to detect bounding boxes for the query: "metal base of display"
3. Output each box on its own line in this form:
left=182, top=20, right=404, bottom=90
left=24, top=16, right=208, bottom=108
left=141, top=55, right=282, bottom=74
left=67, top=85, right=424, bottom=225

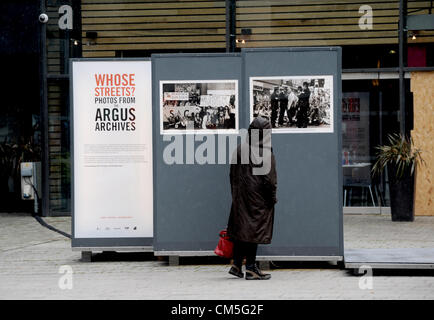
left=154, top=251, right=343, bottom=266
left=345, top=248, right=434, bottom=272
left=73, top=246, right=153, bottom=262
left=349, top=263, right=434, bottom=274
left=73, top=246, right=153, bottom=252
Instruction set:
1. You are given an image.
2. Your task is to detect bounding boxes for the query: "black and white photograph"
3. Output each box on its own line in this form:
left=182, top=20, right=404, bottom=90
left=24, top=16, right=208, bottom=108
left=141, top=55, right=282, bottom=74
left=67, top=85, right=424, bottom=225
left=160, top=80, right=238, bottom=134
left=250, top=76, right=334, bottom=133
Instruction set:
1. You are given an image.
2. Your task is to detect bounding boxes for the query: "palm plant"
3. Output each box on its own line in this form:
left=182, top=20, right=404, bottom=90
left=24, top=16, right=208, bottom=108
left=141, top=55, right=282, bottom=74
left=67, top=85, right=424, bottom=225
left=372, top=133, right=424, bottom=179
left=372, top=133, right=424, bottom=221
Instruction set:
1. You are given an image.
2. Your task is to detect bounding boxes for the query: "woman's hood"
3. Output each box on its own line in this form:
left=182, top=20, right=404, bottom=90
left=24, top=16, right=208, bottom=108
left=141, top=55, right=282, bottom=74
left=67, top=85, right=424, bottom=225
left=248, top=116, right=272, bottom=147
left=246, top=117, right=272, bottom=168
left=249, top=116, right=272, bottom=131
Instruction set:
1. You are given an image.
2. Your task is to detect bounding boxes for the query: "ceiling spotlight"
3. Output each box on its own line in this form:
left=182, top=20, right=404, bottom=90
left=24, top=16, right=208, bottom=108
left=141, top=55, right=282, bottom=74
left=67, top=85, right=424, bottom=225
left=412, top=34, right=417, bottom=40
left=86, top=31, right=98, bottom=39
left=389, top=49, right=396, bottom=54
left=241, top=28, right=252, bottom=35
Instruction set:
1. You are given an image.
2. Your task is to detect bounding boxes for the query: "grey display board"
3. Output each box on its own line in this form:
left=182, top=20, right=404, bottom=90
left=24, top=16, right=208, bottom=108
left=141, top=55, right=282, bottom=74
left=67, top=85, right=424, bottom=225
left=152, top=48, right=343, bottom=259
left=152, top=53, right=245, bottom=252
left=243, top=48, right=343, bottom=257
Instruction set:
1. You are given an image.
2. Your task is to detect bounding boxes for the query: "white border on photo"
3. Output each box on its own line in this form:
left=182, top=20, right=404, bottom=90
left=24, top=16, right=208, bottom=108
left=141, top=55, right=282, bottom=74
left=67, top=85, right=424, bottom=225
left=160, top=79, right=239, bottom=135
left=249, top=75, right=334, bottom=134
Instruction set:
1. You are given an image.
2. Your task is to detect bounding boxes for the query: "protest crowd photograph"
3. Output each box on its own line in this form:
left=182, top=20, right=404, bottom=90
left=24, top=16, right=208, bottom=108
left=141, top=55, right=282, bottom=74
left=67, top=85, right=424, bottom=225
left=161, top=81, right=237, bottom=133
left=251, top=76, right=333, bottom=132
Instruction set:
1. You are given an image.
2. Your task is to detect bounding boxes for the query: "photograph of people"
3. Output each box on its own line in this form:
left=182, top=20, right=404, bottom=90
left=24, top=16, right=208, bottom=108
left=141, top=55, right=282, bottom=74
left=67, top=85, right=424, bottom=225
left=161, top=80, right=238, bottom=134
left=250, top=76, right=333, bottom=133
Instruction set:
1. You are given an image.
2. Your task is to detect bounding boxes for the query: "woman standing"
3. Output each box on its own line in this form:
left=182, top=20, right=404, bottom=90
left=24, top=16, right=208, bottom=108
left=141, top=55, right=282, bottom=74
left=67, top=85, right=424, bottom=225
left=227, top=116, right=277, bottom=280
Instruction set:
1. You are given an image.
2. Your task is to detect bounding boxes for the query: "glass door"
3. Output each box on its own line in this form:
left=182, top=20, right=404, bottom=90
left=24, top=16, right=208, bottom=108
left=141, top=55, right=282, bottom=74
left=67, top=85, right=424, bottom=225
left=342, top=77, right=403, bottom=214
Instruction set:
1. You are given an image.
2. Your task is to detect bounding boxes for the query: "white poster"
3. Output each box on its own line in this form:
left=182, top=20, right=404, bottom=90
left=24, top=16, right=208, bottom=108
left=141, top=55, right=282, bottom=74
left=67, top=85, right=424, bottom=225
left=72, top=60, right=153, bottom=238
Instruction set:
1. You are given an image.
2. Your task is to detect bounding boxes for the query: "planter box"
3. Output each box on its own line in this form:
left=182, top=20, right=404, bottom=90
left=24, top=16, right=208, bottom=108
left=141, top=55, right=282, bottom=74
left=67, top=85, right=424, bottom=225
left=388, top=166, right=415, bottom=222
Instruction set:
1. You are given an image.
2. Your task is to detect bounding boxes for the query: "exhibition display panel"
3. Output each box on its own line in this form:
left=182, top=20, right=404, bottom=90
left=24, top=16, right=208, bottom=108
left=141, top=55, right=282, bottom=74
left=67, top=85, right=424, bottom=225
left=70, top=49, right=343, bottom=261
left=152, top=53, right=244, bottom=253
left=243, top=48, right=343, bottom=259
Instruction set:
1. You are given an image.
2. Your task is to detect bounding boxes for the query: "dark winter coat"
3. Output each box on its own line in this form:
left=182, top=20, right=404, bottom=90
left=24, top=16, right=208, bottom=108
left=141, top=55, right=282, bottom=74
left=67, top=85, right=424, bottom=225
left=298, top=87, right=310, bottom=112
left=227, top=117, right=277, bottom=244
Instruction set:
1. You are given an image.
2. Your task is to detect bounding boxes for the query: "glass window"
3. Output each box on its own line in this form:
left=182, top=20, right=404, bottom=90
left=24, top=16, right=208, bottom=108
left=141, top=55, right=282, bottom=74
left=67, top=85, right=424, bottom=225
left=45, top=0, right=81, bottom=215
left=342, top=78, right=409, bottom=208
left=0, top=2, right=41, bottom=213
left=47, top=80, right=71, bottom=215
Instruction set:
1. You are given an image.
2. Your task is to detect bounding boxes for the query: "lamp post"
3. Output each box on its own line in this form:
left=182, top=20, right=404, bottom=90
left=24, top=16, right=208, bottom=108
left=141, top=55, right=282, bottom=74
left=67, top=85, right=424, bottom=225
left=38, top=0, right=49, bottom=216
left=398, top=0, right=407, bottom=135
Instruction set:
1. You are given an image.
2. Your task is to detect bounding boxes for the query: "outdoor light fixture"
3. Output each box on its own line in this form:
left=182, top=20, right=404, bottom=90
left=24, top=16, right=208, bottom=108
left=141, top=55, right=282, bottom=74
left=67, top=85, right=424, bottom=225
left=85, top=31, right=98, bottom=46
left=86, top=31, right=98, bottom=39
left=241, top=28, right=252, bottom=35
left=236, top=29, right=251, bottom=45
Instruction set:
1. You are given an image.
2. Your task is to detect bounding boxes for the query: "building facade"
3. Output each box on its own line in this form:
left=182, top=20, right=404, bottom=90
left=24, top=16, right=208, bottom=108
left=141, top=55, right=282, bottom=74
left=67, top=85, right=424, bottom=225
left=1, top=0, right=433, bottom=216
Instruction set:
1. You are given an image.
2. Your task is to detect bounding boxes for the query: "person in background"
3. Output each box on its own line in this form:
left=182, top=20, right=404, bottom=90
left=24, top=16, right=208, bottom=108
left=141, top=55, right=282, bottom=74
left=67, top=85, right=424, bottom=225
left=270, top=87, right=280, bottom=128
left=297, top=82, right=311, bottom=128
left=194, top=111, right=202, bottom=129
left=278, top=86, right=289, bottom=127
left=227, top=116, right=277, bottom=280
left=229, top=102, right=236, bottom=129
left=286, top=88, right=299, bottom=126
left=223, top=105, right=231, bottom=129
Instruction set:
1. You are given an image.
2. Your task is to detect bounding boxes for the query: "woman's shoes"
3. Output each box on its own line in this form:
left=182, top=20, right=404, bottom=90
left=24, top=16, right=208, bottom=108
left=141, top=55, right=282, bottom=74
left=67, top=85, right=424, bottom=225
left=245, top=263, right=271, bottom=280
left=228, top=265, right=244, bottom=278
left=229, top=263, right=271, bottom=280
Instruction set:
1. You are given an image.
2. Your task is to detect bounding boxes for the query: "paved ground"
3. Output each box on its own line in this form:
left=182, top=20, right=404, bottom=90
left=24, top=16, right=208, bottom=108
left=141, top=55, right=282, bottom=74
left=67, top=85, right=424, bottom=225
left=344, top=214, right=434, bottom=248
left=1, top=212, right=434, bottom=299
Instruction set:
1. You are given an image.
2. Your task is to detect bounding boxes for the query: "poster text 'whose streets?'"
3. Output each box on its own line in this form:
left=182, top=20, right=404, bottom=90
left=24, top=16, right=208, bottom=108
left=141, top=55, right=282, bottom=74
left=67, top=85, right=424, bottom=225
left=84, top=72, right=147, bottom=168
left=94, top=73, right=137, bottom=132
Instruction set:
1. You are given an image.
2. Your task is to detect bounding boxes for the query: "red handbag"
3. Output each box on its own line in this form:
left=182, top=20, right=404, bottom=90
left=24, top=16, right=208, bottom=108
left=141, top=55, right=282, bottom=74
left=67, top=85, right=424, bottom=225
left=214, top=229, right=234, bottom=258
